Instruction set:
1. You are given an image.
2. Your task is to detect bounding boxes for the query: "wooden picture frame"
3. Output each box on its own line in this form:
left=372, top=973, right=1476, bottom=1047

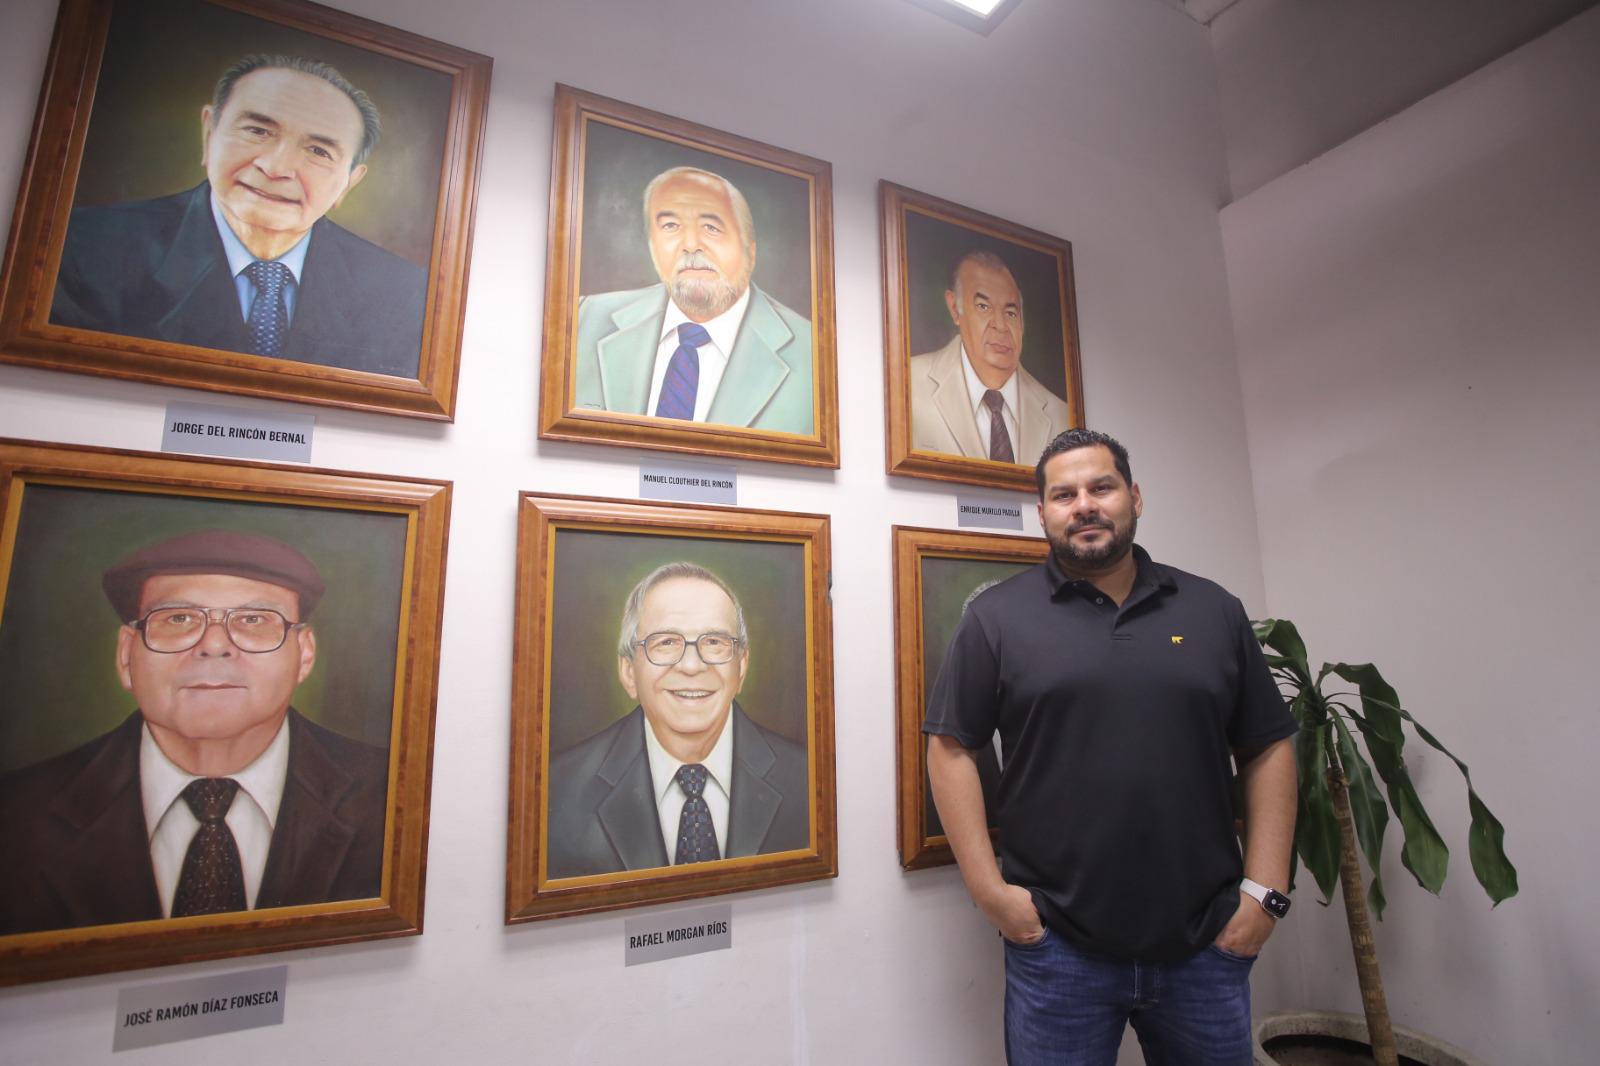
left=881, top=182, right=1085, bottom=491
left=0, top=439, right=450, bottom=984
left=508, top=493, right=836, bottom=922
left=539, top=85, right=839, bottom=468
left=0, top=0, right=491, bottom=421
left=892, top=524, right=1046, bottom=869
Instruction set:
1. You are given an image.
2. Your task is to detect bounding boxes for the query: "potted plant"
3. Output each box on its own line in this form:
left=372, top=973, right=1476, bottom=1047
left=1251, top=619, right=1518, bottom=1066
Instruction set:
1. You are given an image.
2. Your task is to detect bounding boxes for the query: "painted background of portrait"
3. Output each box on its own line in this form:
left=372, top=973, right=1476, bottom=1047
left=0, top=484, right=407, bottom=774
left=918, top=555, right=1032, bottom=836
left=69, top=0, right=452, bottom=267
left=577, top=119, right=815, bottom=318
left=903, top=209, right=1070, bottom=403
left=546, top=529, right=809, bottom=756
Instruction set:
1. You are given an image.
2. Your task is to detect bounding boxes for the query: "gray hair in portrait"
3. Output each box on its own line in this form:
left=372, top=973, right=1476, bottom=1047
left=641, top=166, right=757, bottom=253
left=211, top=54, right=383, bottom=166
left=615, top=561, right=751, bottom=658
left=951, top=250, right=1024, bottom=313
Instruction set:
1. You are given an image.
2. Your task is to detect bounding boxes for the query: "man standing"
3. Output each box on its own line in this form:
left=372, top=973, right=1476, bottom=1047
left=0, top=530, right=388, bottom=934
left=925, top=429, right=1297, bottom=1064
left=910, top=251, right=1072, bottom=464
left=572, top=166, right=815, bottom=434
left=546, top=562, right=809, bottom=879
left=51, top=55, right=427, bottom=377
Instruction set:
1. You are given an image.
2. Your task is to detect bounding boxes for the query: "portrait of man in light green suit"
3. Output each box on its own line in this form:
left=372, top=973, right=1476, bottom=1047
left=572, top=166, right=814, bottom=435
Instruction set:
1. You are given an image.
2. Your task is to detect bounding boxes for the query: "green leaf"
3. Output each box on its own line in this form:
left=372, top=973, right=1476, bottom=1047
left=1255, top=618, right=1314, bottom=689
left=1353, top=690, right=1520, bottom=906
left=1331, top=663, right=1450, bottom=893
left=1294, top=724, right=1341, bottom=903
left=1330, top=714, right=1389, bottom=919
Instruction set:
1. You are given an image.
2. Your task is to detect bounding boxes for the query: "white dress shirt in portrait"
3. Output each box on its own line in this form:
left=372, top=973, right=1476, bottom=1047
left=643, top=714, right=734, bottom=862
left=141, top=716, right=290, bottom=915
left=960, top=343, right=1021, bottom=456
left=645, top=286, right=753, bottom=422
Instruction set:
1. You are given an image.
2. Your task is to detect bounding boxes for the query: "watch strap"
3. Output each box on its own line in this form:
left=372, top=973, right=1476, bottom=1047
left=1241, top=878, right=1290, bottom=918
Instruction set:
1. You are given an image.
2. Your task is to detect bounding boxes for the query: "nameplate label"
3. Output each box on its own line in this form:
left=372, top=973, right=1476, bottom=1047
left=112, top=965, right=287, bottom=1051
left=956, top=493, right=1025, bottom=530
left=162, top=401, right=314, bottom=463
left=624, top=903, right=732, bottom=966
left=639, top=460, right=737, bottom=505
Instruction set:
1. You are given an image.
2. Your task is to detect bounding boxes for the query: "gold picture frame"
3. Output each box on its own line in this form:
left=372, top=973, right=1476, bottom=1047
left=0, top=438, right=450, bottom=984
left=538, top=85, right=839, bottom=467
left=881, top=182, right=1084, bottom=491
left=892, top=524, right=1046, bottom=869
left=0, top=0, right=491, bottom=421
left=507, top=493, right=836, bottom=921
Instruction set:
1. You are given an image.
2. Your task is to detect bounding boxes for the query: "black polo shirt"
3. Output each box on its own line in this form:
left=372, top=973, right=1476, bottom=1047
left=924, top=544, right=1295, bottom=962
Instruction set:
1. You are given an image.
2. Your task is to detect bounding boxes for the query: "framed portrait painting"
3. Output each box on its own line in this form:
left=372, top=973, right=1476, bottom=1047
left=507, top=494, right=836, bottom=922
left=892, top=525, right=1046, bottom=869
left=881, top=182, right=1085, bottom=491
left=0, top=0, right=491, bottom=421
left=0, top=439, right=450, bottom=984
left=538, top=85, right=839, bottom=468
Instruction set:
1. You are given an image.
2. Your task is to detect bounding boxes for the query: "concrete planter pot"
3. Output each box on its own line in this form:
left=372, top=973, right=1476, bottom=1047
left=1253, top=1010, right=1487, bottom=1066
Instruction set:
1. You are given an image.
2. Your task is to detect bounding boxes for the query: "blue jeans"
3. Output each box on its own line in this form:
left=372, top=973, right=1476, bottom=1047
left=1003, top=928, right=1255, bottom=1066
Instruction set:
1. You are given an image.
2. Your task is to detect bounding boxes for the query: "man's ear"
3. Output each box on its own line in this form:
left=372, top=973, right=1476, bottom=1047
left=200, top=105, right=214, bottom=167
left=1131, top=481, right=1143, bottom=519
left=330, top=163, right=368, bottom=211
left=618, top=654, right=639, bottom=701
left=944, top=289, right=961, bottom=326
left=115, top=625, right=137, bottom=692
left=295, top=626, right=317, bottom=685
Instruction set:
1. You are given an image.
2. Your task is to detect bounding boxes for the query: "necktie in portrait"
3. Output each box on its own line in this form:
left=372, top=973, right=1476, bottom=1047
left=673, top=763, right=720, bottom=864
left=171, top=777, right=248, bottom=917
left=244, top=259, right=291, bottom=357
left=983, top=389, right=1015, bottom=463
left=655, top=322, right=711, bottom=420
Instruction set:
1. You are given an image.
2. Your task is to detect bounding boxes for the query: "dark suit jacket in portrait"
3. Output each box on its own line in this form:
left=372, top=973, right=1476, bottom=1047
left=572, top=282, right=815, bottom=434
left=545, top=702, right=809, bottom=879
left=0, top=708, right=389, bottom=935
left=50, top=182, right=427, bottom=377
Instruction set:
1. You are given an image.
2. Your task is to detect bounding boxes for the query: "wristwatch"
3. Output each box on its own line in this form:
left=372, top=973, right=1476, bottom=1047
left=1241, top=878, right=1291, bottom=919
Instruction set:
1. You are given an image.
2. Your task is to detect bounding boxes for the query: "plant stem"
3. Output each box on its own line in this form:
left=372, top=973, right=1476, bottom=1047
left=1327, top=750, right=1400, bottom=1066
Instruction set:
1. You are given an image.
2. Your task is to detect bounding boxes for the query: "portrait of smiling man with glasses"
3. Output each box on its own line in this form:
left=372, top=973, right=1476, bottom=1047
left=545, top=561, right=809, bottom=879
left=0, top=529, right=388, bottom=935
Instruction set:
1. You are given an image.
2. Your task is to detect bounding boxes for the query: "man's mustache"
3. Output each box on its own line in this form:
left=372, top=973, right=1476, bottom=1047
left=673, top=250, right=722, bottom=277
left=1068, top=517, right=1112, bottom=533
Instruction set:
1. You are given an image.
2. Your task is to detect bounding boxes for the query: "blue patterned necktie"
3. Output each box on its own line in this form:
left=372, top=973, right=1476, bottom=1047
left=654, top=322, right=710, bottom=421
left=673, top=763, right=720, bottom=864
left=171, top=778, right=247, bottom=917
left=243, top=259, right=291, bottom=357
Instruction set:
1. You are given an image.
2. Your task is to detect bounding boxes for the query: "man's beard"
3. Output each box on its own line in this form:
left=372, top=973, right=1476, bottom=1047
left=667, top=250, right=748, bottom=320
left=1048, top=512, right=1137, bottom=570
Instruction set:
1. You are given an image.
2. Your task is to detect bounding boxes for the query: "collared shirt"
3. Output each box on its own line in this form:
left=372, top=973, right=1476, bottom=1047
left=210, top=193, right=312, bottom=324
left=959, top=344, right=1020, bottom=456
left=924, top=545, right=1296, bottom=962
left=645, top=286, right=753, bottom=421
left=141, top=717, right=290, bottom=915
left=642, top=712, right=734, bottom=861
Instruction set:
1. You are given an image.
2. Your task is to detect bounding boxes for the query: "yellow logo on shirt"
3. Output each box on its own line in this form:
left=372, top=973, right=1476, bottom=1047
left=1171, top=635, right=1184, bottom=644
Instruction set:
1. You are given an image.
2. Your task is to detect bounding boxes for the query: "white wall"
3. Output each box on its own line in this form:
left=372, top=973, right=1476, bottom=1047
left=1225, top=8, right=1600, bottom=1063
left=0, top=0, right=1267, bottom=1062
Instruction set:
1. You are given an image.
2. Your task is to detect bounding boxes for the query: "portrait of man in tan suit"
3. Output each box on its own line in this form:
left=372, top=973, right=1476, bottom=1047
left=909, top=251, right=1072, bottom=467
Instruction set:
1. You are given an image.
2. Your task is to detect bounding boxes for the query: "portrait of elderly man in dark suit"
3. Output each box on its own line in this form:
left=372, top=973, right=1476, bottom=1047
left=0, top=530, right=388, bottom=935
left=571, top=166, right=815, bottom=434
left=48, top=53, right=426, bottom=377
left=546, top=562, right=809, bottom=879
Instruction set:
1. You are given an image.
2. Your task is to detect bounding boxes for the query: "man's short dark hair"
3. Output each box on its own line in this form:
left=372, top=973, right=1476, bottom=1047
left=212, top=55, right=382, bottom=167
left=1034, top=428, right=1133, bottom=498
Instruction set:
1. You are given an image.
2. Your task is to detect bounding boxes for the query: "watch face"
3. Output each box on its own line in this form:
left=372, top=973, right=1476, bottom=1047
left=1264, top=890, right=1291, bottom=919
